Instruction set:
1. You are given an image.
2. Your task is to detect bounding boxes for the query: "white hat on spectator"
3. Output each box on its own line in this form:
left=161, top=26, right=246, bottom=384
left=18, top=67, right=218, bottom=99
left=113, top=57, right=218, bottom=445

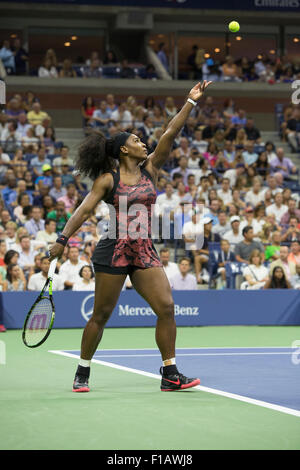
left=230, top=216, right=240, bottom=224
left=202, top=216, right=213, bottom=225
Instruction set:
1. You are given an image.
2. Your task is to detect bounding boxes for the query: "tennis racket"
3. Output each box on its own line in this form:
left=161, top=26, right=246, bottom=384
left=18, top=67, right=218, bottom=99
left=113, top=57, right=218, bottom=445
left=22, top=258, right=57, bottom=348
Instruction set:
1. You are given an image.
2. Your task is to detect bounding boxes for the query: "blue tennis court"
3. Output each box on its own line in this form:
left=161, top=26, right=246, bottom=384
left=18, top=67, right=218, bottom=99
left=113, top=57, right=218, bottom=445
left=57, top=347, right=300, bottom=416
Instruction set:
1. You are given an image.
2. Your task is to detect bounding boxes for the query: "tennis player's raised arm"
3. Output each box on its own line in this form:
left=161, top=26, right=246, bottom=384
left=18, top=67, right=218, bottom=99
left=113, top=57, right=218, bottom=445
left=49, top=173, right=113, bottom=261
left=147, top=81, right=212, bottom=172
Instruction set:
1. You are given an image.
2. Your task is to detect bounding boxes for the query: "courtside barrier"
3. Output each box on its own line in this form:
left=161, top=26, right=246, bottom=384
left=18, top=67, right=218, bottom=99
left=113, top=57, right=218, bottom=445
left=1, top=290, right=300, bottom=329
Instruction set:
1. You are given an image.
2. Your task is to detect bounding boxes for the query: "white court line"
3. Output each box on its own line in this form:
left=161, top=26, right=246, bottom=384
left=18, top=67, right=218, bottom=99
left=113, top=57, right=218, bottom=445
left=92, top=352, right=293, bottom=358
left=61, top=346, right=295, bottom=351
left=49, top=349, right=300, bottom=419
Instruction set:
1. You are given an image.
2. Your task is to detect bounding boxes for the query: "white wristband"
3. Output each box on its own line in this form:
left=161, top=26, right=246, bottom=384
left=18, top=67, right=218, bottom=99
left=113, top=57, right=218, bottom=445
left=187, top=98, right=197, bottom=107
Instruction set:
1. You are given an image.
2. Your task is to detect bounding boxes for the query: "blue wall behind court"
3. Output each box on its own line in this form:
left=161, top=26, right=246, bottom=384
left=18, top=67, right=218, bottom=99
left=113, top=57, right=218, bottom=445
left=1, top=290, right=300, bottom=329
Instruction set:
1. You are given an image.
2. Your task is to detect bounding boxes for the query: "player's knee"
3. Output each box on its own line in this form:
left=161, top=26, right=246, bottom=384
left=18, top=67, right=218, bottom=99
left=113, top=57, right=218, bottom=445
left=158, top=300, right=175, bottom=319
left=92, top=305, right=114, bottom=326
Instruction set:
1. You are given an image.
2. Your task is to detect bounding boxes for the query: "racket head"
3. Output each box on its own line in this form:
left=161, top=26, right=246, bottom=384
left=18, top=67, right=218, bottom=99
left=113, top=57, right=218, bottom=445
left=22, top=290, right=55, bottom=348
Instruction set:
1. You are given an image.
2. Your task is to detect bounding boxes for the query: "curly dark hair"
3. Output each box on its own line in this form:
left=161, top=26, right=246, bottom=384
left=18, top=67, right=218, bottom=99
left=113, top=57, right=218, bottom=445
left=75, top=130, right=123, bottom=181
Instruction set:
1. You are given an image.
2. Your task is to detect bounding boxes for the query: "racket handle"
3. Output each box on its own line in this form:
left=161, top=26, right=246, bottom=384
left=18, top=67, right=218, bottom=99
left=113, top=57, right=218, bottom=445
left=48, top=258, right=58, bottom=279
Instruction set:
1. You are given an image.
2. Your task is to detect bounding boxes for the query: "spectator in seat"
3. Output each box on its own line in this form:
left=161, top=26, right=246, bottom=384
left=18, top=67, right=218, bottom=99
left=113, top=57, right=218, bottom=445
left=159, top=248, right=180, bottom=285
left=169, top=257, right=197, bottom=290
left=27, top=102, right=51, bottom=128
left=222, top=56, right=240, bottom=82
left=2, top=264, right=26, bottom=291
left=120, top=59, right=135, bottom=79
left=0, top=40, right=15, bottom=74
left=235, top=226, right=264, bottom=264
left=17, top=235, right=38, bottom=276
left=110, top=103, right=133, bottom=131
left=92, top=100, right=111, bottom=129
left=242, top=141, right=258, bottom=177
left=24, top=206, right=45, bottom=237
left=0, top=145, right=11, bottom=183
left=216, top=238, right=236, bottom=289
left=197, top=216, right=220, bottom=284
left=47, top=200, right=71, bottom=233
left=288, top=240, right=300, bottom=266
left=270, top=147, right=297, bottom=180
left=59, top=58, right=77, bottom=78
left=103, top=50, right=119, bottom=66
left=281, top=216, right=300, bottom=243
left=52, top=145, right=73, bottom=175
left=212, top=211, right=230, bottom=238
left=265, top=192, right=288, bottom=224
left=83, top=58, right=102, bottom=78
left=13, top=192, right=31, bottom=224
left=290, top=264, right=300, bottom=289
left=57, top=183, right=78, bottom=213
left=38, top=58, right=58, bottom=78
left=264, top=266, right=291, bottom=289
left=49, top=175, right=66, bottom=201
left=81, top=96, right=96, bottom=128
left=280, top=198, right=300, bottom=226
left=244, top=117, right=261, bottom=143
left=17, top=112, right=32, bottom=138
left=269, top=245, right=296, bottom=281
left=241, top=249, right=269, bottom=290
left=157, top=43, right=169, bottom=73
left=223, top=215, right=244, bottom=249
left=73, top=265, right=95, bottom=291
left=264, top=231, right=281, bottom=262
left=286, top=107, right=300, bottom=152
left=61, top=163, right=75, bottom=186
left=31, top=145, right=51, bottom=177
left=217, top=177, right=232, bottom=205
left=58, top=246, right=86, bottom=290
left=244, top=177, right=264, bottom=207
left=12, top=38, right=28, bottom=75
left=28, top=256, right=64, bottom=291
left=1, top=120, right=21, bottom=154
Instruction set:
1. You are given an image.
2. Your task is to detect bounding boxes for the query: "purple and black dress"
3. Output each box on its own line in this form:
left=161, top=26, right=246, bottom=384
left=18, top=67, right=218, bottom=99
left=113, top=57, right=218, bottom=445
left=92, top=166, right=162, bottom=275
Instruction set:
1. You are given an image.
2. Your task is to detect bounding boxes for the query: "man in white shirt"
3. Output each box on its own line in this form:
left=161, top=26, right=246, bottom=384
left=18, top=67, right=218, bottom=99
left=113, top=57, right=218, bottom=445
left=110, top=103, right=132, bottom=131
left=170, top=257, right=197, bottom=290
left=245, top=177, right=264, bottom=207
left=160, top=247, right=180, bottom=284
left=261, top=174, right=283, bottom=199
left=155, top=183, right=180, bottom=239
left=52, top=146, right=73, bottom=175
left=58, top=246, right=86, bottom=290
left=0, top=145, right=11, bottom=182
left=266, top=192, right=288, bottom=223
left=28, top=256, right=64, bottom=291
left=223, top=216, right=244, bottom=249
left=17, top=235, right=38, bottom=274
left=223, top=164, right=245, bottom=188
left=36, top=219, right=57, bottom=247
left=212, top=211, right=230, bottom=238
left=217, top=177, right=232, bottom=205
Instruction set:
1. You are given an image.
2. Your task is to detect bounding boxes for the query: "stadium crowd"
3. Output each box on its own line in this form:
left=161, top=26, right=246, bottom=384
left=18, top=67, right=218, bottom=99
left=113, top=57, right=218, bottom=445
left=1, top=87, right=300, bottom=331
left=1, top=39, right=300, bottom=83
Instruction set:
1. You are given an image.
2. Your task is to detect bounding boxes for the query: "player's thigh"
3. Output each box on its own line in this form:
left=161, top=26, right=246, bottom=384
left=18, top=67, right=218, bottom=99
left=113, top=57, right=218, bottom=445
left=130, top=267, right=174, bottom=315
left=92, top=272, right=126, bottom=321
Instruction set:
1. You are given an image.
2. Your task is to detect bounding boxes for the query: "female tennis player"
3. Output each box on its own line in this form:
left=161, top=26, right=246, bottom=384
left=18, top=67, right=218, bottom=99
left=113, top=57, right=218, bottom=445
left=49, top=80, right=212, bottom=392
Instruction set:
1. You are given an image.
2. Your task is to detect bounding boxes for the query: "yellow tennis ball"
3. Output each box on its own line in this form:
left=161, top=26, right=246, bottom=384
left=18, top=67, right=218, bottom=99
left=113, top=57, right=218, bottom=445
left=229, top=21, right=240, bottom=33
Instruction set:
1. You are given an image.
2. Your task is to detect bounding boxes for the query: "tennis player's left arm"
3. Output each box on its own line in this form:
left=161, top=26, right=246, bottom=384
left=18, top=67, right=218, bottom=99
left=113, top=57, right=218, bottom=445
left=146, top=81, right=212, bottom=173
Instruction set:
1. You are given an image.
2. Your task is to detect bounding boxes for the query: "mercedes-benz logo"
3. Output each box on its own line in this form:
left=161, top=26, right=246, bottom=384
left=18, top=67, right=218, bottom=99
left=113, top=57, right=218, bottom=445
left=81, top=293, right=95, bottom=322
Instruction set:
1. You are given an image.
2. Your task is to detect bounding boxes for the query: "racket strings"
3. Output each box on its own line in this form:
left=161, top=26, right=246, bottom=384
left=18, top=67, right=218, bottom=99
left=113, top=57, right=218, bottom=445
left=23, top=297, right=53, bottom=347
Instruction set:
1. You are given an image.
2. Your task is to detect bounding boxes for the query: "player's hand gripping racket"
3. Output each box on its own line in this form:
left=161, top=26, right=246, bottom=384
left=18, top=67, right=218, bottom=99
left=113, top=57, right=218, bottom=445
left=22, top=258, right=57, bottom=348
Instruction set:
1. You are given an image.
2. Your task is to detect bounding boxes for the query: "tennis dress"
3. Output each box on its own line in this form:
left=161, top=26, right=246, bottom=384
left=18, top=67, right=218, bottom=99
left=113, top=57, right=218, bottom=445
left=92, top=166, right=162, bottom=274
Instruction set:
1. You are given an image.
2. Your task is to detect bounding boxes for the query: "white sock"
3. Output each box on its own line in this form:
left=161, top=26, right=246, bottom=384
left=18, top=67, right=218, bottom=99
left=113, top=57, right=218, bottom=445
left=162, top=357, right=176, bottom=367
left=79, top=358, right=91, bottom=368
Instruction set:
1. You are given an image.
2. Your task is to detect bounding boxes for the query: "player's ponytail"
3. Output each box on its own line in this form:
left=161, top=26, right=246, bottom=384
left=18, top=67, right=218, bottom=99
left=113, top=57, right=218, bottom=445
left=75, top=130, right=117, bottom=181
left=75, top=130, right=131, bottom=180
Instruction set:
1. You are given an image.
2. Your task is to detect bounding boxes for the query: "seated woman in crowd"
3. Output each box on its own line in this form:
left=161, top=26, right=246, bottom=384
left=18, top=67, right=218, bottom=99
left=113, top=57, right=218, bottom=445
left=72, top=265, right=95, bottom=291
left=241, top=249, right=269, bottom=290
left=2, top=263, right=26, bottom=291
left=264, top=266, right=292, bottom=289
